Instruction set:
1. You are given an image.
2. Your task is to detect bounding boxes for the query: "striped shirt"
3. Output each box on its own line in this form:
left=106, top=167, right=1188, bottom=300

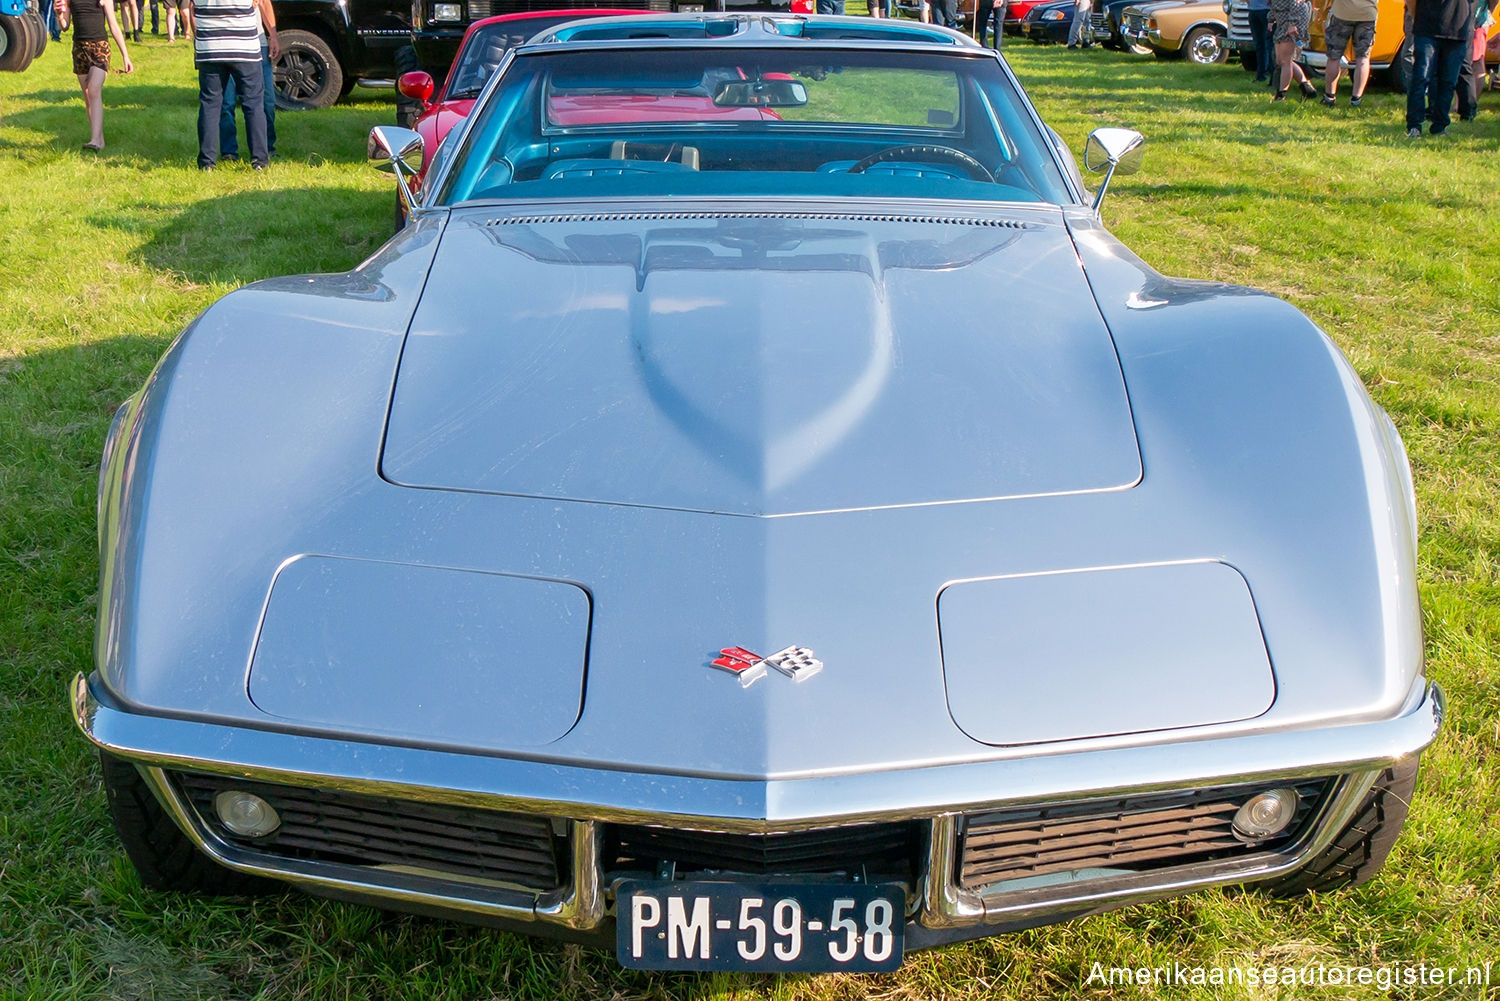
left=192, top=0, right=262, bottom=63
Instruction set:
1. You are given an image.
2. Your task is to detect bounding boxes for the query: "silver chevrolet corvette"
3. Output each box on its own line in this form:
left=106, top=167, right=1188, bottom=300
left=78, top=14, right=1441, bottom=973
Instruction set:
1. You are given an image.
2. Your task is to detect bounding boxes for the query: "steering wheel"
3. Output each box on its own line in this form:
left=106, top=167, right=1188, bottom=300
left=848, top=144, right=994, bottom=183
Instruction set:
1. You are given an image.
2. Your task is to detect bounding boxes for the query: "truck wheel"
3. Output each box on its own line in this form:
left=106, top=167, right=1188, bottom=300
left=26, top=6, right=46, bottom=57
left=394, top=42, right=422, bottom=128
left=1183, top=25, right=1227, bottom=64
left=1268, top=758, right=1419, bottom=897
left=100, top=751, right=277, bottom=895
left=1, top=14, right=32, bottom=72
left=273, top=28, right=343, bottom=108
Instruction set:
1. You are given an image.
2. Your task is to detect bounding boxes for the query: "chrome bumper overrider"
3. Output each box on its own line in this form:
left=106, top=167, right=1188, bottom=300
left=74, top=675, right=1444, bottom=933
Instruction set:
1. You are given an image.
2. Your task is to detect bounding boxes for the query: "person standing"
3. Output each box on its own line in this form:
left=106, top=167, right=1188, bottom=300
left=218, top=10, right=276, bottom=160
left=183, top=0, right=277, bottom=169
left=1248, top=0, right=1273, bottom=82
left=1269, top=0, right=1319, bottom=99
left=1067, top=0, right=1093, bottom=46
left=1404, top=0, right=1476, bottom=134
left=1455, top=0, right=1495, bottom=118
left=54, top=0, right=133, bottom=151
left=1321, top=0, right=1377, bottom=105
left=975, top=0, right=1005, bottom=45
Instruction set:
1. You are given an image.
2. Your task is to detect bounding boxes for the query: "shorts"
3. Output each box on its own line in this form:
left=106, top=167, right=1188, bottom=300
left=72, top=38, right=110, bottom=75
left=1323, top=15, right=1374, bottom=59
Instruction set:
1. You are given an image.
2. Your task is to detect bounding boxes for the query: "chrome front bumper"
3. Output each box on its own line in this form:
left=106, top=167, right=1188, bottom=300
left=74, top=674, right=1445, bottom=935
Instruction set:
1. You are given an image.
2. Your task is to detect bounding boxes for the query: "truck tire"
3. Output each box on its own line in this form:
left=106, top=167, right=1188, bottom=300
left=394, top=42, right=422, bottom=128
left=0, top=13, right=32, bottom=71
left=273, top=28, right=343, bottom=108
left=100, top=751, right=277, bottom=896
left=1268, top=757, right=1419, bottom=897
left=28, top=5, right=45, bottom=56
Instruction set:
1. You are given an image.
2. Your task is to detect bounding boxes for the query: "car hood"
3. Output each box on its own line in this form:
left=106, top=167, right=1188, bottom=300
left=381, top=204, right=1142, bottom=516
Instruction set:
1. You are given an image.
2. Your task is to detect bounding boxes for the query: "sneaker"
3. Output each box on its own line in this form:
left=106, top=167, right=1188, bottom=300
left=1320, top=94, right=1336, bottom=106
left=1349, top=95, right=1362, bottom=108
left=1429, top=127, right=1447, bottom=136
left=1406, top=126, right=1421, bottom=138
left=220, top=153, right=239, bottom=162
left=132, top=29, right=141, bottom=41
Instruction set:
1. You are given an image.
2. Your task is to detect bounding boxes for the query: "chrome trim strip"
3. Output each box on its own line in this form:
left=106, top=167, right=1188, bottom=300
left=925, top=770, right=1380, bottom=928
left=139, top=764, right=605, bottom=927
left=73, top=676, right=1445, bottom=832
left=79, top=677, right=1441, bottom=932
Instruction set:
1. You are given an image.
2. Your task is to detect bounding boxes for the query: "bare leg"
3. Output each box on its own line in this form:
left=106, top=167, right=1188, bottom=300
left=1351, top=54, right=1370, bottom=98
left=1274, top=39, right=1296, bottom=93
left=80, top=67, right=106, bottom=147
left=1325, top=59, right=1341, bottom=97
left=166, top=5, right=175, bottom=39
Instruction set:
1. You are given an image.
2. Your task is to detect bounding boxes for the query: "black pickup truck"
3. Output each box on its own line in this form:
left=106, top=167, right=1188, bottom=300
left=271, top=0, right=794, bottom=108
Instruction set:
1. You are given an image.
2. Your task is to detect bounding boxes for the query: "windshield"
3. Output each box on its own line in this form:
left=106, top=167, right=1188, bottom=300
left=445, top=17, right=603, bottom=100
left=436, top=46, right=1074, bottom=205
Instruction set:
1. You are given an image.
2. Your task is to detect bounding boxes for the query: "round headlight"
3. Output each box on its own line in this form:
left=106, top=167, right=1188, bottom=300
left=1232, top=787, right=1299, bottom=840
left=214, top=790, right=282, bottom=838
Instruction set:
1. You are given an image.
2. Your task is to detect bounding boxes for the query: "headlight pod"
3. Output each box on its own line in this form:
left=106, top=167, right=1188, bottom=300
left=1232, top=787, right=1300, bottom=841
left=432, top=2, right=462, bottom=20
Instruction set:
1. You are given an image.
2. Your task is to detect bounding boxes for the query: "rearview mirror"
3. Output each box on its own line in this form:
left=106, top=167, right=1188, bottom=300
left=1083, top=127, right=1145, bottom=176
left=369, top=125, right=425, bottom=222
left=368, top=125, right=424, bottom=177
left=398, top=71, right=435, bottom=104
left=712, top=79, right=809, bottom=108
left=1082, top=127, right=1145, bottom=212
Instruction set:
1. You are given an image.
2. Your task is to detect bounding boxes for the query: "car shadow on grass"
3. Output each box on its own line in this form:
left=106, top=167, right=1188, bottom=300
left=93, top=187, right=392, bottom=287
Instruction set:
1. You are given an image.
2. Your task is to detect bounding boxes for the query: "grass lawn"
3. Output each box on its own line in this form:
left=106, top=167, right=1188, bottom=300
left=2, top=31, right=1498, bottom=1001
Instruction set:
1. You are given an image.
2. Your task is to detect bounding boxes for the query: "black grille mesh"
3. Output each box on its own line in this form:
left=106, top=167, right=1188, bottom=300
left=607, top=822, right=922, bottom=882
left=960, top=778, right=1333, bottom=890
left=174, top=772, right=563, bottom=891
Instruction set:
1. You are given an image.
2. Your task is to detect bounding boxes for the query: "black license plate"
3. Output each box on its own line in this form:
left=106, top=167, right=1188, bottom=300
left=617, top=880, right=905, bottom=972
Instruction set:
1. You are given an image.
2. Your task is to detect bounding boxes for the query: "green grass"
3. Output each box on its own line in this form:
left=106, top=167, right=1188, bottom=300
left=3, top=34, right=1499, bottom=1001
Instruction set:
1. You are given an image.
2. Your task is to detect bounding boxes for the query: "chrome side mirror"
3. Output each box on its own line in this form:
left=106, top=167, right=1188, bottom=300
left=1083, top=127, right=1145, bottom=212
left=369, top=125, right=425, bottom=218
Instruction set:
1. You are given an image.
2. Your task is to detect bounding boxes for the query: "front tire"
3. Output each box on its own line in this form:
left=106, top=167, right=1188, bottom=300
left=1183, top=25, right=1227, bottom=63
left=273, top=28, right=344, bottom=109
left=1269, top=757, right=1419, bottom=896
left=100, top=751, right=275, bottom=895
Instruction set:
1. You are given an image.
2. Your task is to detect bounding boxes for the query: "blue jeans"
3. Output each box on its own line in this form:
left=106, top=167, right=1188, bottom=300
left=1248, top=8, right=1272, bottom=78
left=221, top=46, right=277, bottom=159
left=42, top=0, right=61, bottom=40
left=816, top=0, right=844, bottom=11
left=1406, top=35, right=1465, bottom=133
left=198, top=61, right=269, bottom=167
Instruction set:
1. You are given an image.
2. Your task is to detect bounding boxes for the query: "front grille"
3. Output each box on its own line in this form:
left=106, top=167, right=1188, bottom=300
left=1227, top=1, right=1251, bottom=42
left=1089, top=9, right=1107, bottom=28
left=607, top=822, right=922, bottom=883
left=959, top=778, right=1333, bottom=891
left=174, top=772, right=564, bottom=891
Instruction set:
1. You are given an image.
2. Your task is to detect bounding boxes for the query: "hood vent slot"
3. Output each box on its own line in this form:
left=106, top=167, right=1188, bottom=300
left=484, top=211, right=1039, bottom=229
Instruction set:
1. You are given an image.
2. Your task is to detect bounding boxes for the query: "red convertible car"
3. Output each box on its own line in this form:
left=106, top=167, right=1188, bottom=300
left=395, top=9, right=647, bottom=223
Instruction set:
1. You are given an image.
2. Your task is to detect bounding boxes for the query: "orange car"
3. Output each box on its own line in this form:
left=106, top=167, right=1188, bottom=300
left=1301, top=0, right=1499, bottom=88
